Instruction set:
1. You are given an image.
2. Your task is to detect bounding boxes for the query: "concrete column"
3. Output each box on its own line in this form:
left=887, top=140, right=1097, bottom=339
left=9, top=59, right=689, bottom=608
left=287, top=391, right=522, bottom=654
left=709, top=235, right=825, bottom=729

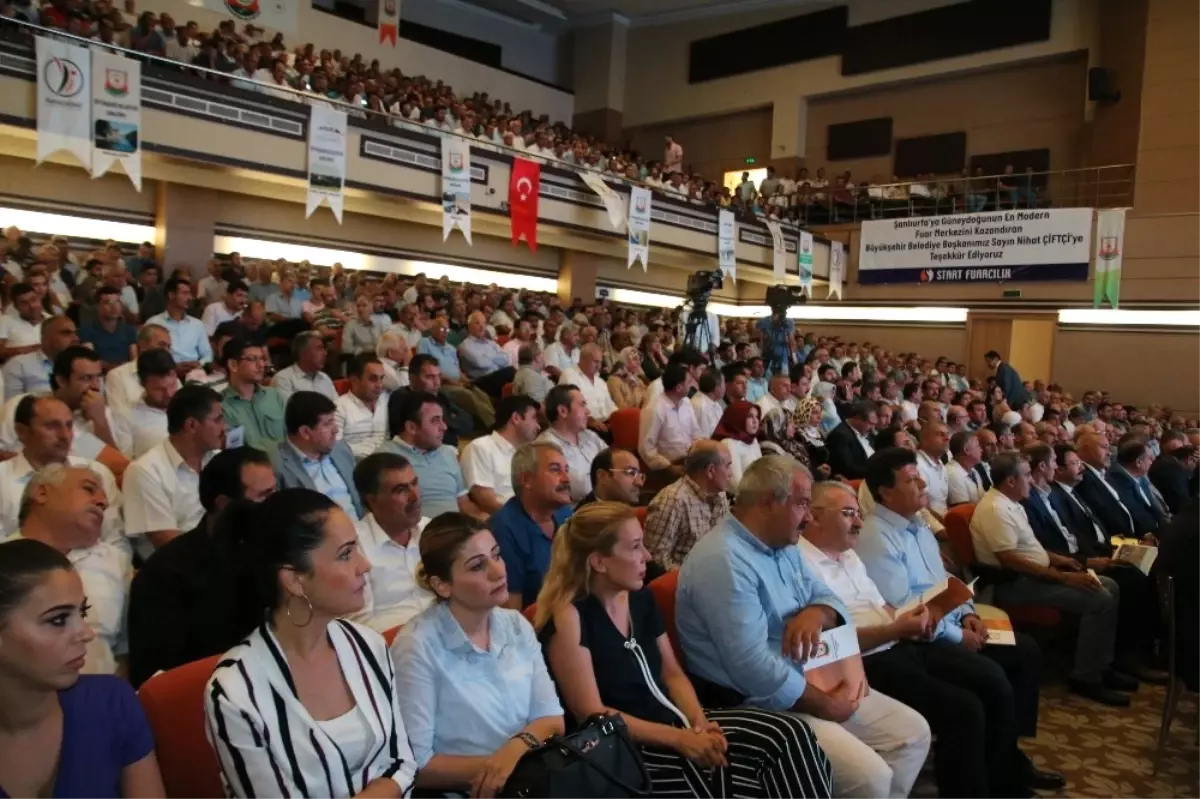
left=557, top=250, right=597, bottom=307
left=770, top=95, right=808, bottom=165
left=154, top=181, right=218, bottom=281
left=570, top=14, right=628, bottom=143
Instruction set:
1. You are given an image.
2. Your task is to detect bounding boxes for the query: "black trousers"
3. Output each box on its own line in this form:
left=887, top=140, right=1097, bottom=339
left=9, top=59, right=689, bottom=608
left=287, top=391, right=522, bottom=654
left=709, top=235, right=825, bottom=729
left=1106, top=562, right=1159, bottom=656
left=473, top=366, right=516, bottom=397
left=863, top=636, right=1039, bottom=798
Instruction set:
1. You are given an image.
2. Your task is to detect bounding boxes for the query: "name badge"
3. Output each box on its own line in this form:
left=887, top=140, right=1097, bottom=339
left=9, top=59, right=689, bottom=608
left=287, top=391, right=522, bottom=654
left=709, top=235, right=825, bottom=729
left=226, top=426, right=246, bottom=449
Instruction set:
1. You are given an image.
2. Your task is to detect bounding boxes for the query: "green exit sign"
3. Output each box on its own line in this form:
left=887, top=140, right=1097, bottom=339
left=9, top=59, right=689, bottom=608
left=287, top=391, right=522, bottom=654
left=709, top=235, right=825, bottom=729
left=1003, top=289, right=1022, bottom=298
left=744, top=156, right=757, bottom=165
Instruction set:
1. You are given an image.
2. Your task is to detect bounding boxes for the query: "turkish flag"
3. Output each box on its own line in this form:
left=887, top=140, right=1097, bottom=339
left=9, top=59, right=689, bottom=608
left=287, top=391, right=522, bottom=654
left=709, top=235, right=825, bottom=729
left=509, top=157, right=541, bottom=251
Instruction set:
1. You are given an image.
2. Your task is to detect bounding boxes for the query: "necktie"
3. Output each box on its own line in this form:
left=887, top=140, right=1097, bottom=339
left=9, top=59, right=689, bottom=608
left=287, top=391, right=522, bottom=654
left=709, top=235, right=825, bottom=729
left=975, top=463, right=993, bottom=491
left=1067, top=489, right=1106, bottom=544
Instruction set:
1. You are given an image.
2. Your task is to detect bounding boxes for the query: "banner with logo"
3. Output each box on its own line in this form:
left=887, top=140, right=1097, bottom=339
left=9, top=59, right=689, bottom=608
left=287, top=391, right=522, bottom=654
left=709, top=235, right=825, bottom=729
left=766, top=219, right=787, bottom=281
left=36, top=37, right=91, bottom=169
left=510, top=157, right=540, bottom=251
left=378, top=0, right=400, bottom=46
left=857, top=208, right=1092, bottom=284
left=718, top=208, right=736, bottom=283
left=91, top=50, right=141, bottom=190
left=627, top=186, right=651, bottom=271
left=1093, top=208, right=1125, bottom=309
left=441, top=136, right=472, bottom=244
left=798, top=230, right=814, bottom=295
left=305, top=104, right=347, bottom=222
left=580, top=171, right=625, bottom=229
left=201, top=0, right=298, bottom=34
left=829, top=241, right=844, bottom=300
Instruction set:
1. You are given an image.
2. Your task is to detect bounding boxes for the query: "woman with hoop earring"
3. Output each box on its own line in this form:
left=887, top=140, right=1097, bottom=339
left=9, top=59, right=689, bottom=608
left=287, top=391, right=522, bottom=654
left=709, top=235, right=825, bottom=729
left=204, top=489, right=418, bottom=798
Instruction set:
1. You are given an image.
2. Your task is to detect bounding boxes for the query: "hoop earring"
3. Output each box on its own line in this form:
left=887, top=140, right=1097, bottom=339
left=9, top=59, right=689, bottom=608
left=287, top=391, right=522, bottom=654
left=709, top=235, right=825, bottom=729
left=286, top=593, right=314, bottom=627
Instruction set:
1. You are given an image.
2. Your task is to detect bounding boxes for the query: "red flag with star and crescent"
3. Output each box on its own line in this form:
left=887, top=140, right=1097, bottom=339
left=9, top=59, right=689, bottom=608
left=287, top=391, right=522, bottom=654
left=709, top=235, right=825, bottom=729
left=509, top=157, right=540, bottom=251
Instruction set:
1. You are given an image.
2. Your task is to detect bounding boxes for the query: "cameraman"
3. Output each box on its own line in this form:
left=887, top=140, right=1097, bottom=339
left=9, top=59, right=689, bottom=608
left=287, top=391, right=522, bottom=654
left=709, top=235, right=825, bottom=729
left=756, top=307, right=795, bottom=375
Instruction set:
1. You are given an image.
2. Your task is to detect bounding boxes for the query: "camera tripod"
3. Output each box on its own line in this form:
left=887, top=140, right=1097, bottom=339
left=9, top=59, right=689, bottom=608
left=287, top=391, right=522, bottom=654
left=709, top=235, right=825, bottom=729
left=681, top=298, right=715, bottom=356
left=761, top=312, right=792, bottom=376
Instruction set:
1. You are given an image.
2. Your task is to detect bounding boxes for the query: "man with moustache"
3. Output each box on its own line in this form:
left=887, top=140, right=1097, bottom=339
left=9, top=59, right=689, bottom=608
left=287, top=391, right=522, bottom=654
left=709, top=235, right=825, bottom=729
left=492, top=441, right=575, bottom=610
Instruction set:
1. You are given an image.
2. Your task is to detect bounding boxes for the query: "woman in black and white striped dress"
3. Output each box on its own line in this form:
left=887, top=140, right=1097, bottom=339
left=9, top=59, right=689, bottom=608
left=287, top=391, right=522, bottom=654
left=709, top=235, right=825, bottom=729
left=203, top=489, right=418, bottom=799
left=536, top=502, right=832, bottom=798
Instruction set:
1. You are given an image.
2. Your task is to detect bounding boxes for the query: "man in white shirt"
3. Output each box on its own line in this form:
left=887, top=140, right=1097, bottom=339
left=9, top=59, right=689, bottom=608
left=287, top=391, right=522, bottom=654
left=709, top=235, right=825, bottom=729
left=663, top=135, right=683, bottom=174
left=389, top=304, right=423, bottom=351
left=946, top=430, right=985, bottom=507
left=0, top=281, right=47, bottom=360
left=501, top=316, right=536, bottom=367
left=334, top=354, right=389, bottom=460
left=11, top=464, right=130, bottom=674
left=915, top=420, right=951, bottom=518
left=757, top=375, right=795, bottom=421
left=560, top=343, right=616, bottom=435
left=970, top=453, right=1128, bottom=706
left=201, top=279, right=248, bottom=337
left=120, top=349, right=178, bottom=459
left=541, top=326, right=578, bottom=380
left=123, top=385, right=224, bottom=560
left=108, top=323, right=171, bottom=415
left=639, top=363, right=700, bottom=478
left=536, top=385, right=607, bottom=502
left=461, top=395, right=540, bottom=515
left=350, top=452, right=432, bottom=633
left=273, top=331, right=338, bottom=405
left=691, top=370, right=725, bottom=438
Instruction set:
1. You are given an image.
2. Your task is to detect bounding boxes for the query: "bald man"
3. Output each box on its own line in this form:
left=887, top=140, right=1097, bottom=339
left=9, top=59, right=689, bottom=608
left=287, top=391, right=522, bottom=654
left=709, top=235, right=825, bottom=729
left=561, top=343, right=616, bottom=432
left=642, top=440, right=733, bottom=570
left=457, top=311, right=517, bottom=396
left=1073, top=433, right=1139, bottom=540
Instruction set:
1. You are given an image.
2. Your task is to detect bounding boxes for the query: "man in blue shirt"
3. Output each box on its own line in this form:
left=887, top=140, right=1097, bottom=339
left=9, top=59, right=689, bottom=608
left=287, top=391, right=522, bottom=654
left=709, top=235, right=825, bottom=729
left=79, top=286, right=137, bottom=370
left=145, top=277, right=212, bottom=375
left=457, top=311, right=515, bottom=396
left=492, top=441, right=574, bottom=610
left=853, top=447, right=1065, bottom=795
left=677, top=454, right=930, bottom=798
left=377, top=391, right=473, bottom=519
left=273, top=391, right=363, bottom=519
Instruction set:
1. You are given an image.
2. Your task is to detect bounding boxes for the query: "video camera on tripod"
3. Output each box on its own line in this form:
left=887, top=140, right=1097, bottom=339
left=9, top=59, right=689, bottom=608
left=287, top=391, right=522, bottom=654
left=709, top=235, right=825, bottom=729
left=681, top=270, right=724, bottom=354
left=687, top=270, right=724, bottom=304
left=765, top=284, right=807, bottom=317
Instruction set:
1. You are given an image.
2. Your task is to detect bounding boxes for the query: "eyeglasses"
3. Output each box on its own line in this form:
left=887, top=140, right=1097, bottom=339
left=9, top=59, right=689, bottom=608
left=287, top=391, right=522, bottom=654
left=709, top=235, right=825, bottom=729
left=814, top=507, right=863, bottom=520
left=607, top=467, right=644, bottom=479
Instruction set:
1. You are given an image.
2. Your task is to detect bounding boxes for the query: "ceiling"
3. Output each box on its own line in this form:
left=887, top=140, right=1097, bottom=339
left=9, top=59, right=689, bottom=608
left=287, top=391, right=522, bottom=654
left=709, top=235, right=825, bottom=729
left=460, top=0, right=824, bottom=28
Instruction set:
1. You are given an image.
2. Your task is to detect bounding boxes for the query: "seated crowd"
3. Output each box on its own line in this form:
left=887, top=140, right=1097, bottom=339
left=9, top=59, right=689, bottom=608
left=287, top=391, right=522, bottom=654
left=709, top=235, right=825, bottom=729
left=0, top=225, right=1196, bottom=799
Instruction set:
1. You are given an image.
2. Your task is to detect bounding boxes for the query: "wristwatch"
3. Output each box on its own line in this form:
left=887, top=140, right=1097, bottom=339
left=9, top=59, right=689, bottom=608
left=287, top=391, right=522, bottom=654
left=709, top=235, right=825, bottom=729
left=511, top=732, right=540, bottom=750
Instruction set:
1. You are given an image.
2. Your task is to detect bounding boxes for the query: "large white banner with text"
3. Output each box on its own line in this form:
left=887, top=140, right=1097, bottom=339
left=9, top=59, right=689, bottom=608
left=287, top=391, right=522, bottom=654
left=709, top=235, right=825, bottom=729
left=858, top=208, right=1093, bottom=284
left=305, top=104, right=347, bottom=222
left=441, top=136, right=472, bottom=244
left=36, top=37, right=91, bottom=169
left=718, top=209, right=736, bottom=283
left=91, top=50, right=141, bottom=190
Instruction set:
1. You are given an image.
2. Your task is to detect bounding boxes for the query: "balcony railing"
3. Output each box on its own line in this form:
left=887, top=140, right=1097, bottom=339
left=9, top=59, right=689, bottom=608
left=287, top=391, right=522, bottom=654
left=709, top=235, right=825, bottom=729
left=752, top=164, right=1136, bottom=227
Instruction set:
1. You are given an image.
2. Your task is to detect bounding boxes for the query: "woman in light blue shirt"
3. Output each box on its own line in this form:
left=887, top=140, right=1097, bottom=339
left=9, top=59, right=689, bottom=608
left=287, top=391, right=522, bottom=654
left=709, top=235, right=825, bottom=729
left=392, top=513, right=564, bottom=797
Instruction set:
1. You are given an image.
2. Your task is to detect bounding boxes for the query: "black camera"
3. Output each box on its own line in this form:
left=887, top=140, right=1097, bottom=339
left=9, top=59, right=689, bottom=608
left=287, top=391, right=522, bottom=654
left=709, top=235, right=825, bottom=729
left=687, top=270, right=724, bottom=299
left=765, top=284, right=807, bottom=315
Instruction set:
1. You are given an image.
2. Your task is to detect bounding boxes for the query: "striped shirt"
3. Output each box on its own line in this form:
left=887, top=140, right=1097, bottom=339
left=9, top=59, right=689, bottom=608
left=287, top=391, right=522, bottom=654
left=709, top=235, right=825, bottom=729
left=205, top=620, right=417, bottom=798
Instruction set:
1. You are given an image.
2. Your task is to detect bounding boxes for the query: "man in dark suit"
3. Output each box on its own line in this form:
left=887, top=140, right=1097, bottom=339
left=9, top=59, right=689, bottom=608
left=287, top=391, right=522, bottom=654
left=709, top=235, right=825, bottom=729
left=1150, top=438, right=1197, bottom=514
left=1107, top=439, right=1164, bottom=537
left=1158, top=497, right=1199, bottom=691
left=825, top=399, right=877, bottom=480
left=984, top=350, right=1028, bottom=410
left=1043, top=442, right=1162, bottom=680
left=1074, top=432, right=1138, bottom=539
left=274, top=390, right=365, bottom=519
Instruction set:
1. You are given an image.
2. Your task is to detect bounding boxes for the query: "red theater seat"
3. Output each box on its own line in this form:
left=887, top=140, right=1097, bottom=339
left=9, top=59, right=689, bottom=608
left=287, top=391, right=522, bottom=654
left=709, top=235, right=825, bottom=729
left=334, top=378, right=351, bottom=395
left=138, top=655, right=224, bottom=799
left=609, top=407, right=641, bottom=452
left=648, top=571, right=683, bottom=663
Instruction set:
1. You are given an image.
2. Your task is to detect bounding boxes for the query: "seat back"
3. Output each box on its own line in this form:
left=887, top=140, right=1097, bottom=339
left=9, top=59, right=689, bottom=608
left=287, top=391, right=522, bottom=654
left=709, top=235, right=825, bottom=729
left=634, top=506, right=648, bottom=526
left=334, top=378, right=351, bottom=395
left=501, top=382, right=514, bottom=399
left=648, top=571, right=683, bottom=663
left=383, top=625, right=403, bottom=646
left=138, top=655, right=224, bottom=799
left=943, top=503, right=978, bottom=567
left=522, top=603, right=539, bottom=624
left=609, top=407, right=641, bottom=451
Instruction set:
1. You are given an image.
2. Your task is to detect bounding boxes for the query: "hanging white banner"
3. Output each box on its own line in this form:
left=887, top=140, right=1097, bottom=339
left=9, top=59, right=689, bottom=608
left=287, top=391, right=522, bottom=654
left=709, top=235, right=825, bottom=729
left=378, top=0, right=401, bottom=46
left=1093, top=208, right=1125, bottom=309
left=718, top=208, right=736, bottom=283
left=36, top=37, right=91, bottom=169
left=627, top=186, right=651, bottom=271
left=199, top=0, right=298, bottom=34
left=441, top=136, right=472, bottom=244
left=91, top=49, right=141, bottom=190
left=798, top=230, right=814, bottom=296
left=580, top=171, right=625, bottom=229
left=829, top=241, right=845, bottom=300
left=305, top=104, right=347, bottom=223
left=766, top=219, right=787, bottom=281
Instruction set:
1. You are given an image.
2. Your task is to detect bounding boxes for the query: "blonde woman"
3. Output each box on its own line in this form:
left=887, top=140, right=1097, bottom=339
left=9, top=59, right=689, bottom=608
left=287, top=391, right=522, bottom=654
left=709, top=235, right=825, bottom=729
left=535, top=502, right=832, bottom=798
left=606, top=346, right=648, bottom=410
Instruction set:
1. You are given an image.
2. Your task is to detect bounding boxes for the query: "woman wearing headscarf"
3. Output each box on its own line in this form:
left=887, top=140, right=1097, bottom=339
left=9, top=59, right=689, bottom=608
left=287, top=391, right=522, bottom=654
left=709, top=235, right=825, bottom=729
left=793, top=396, right=833, bottom=479
left=811, top=380, right=842, bottom=435
left=712, top=400, right=763, bottom=491
left=607, top=345, right=648, bottom=410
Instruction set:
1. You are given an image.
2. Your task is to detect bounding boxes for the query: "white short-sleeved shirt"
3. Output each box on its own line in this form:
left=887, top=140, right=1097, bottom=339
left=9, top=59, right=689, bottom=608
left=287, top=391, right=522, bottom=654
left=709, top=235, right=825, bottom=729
left=947, top=460, right=985, bottom=506
left=272, top=365, right=338, bottom=406
left=0, top=313, right=44, bottom=347
left=0, top=454, right=125, bottom=545
left=123, top=440, right=214, bottom=560
left=690, top=393, right=723, bottom=438
left=916, top=450, right=949, bottom=515
left=120, top=403, right=170, bottom=459
left=542, top=342, right=578, bottom=375
left=351, top=513, right=432, bottom=633
left=201, top=301, right=243, bottom=337
left=460, top=431, right=517, bottom=505
left=334, top=391, right=389, bottom=460
left=798, top=537, right=895, bottom=655
left=969, top=488, right=1050, bottom=568
left=559, top=367, right=616, bottom=422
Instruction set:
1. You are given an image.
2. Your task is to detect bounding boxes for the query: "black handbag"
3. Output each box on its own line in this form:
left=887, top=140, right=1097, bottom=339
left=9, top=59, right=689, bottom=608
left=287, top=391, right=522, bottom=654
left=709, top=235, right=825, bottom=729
left=500, top=713, right=652, bottom=798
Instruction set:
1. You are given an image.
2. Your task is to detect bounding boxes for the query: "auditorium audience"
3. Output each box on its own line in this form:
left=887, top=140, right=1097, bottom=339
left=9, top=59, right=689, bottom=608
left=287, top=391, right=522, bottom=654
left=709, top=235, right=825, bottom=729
left=1107, top=438, right=1167, bottom=536
left=689, top=368, right=724, bottom=437
left=334, top=353, right=389, bottom=459
left=220, top=338, right=287, bottom=452
left=458, top=311, right=517, bottom=396
left=946, top=429, right=985, bottom=506
left=123, top=385, right=225, bottom=559
left=491, top=441, right=575, bottom=609
left=1151, top=437, right=1197, bottom=513
left=391, top=513, right=564, bottom=795
left=579, top=447, right=644, bottom=506
left=713, top=400, right=762, bottom=491
left=106, top=323, right=170, bottom=415
left=127, top=447, right=276, bottom=687
left=2, top=314, right=78, bottom=400
left=537, top=501, right=834, bottom=798
left=418, top=314, right=495, bottom=429
left=639, top=363, right=700, bottom=478
left=121, top=349, right=178, bottom=458
left=0, top=538, right=166, bottom=797
left=145, top=278, right=211, bottom=372
left=80, top=285, right=138, bottom=370
left=273, top=331, right=337, bottom=404
left=825, top=399, right=876, bottom=480
left=605, top=345, right=648, bottom=412
left=969, top=452, right=1132, bottom=706
left=274, top=391, right=363, bottom=518
left=536, top=384, right=606, bottom=502
left=642, top=440, right=731, bottom=570
left=402, top=353, right=474, bottom=444
left=350, top=452, right=431, bottom=633
left=205, top=489, right=418, bottom=798
left=915, top=420, right=950, bottom=517
left=461, top=395, right=540, bottom=514
left=676, top=455, right=931, bottom=798
left=512, top=344, right=552, bottom=404
left=378, top=391, right=473, bottom=518
left=560, top=342, right=616, bottom=434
